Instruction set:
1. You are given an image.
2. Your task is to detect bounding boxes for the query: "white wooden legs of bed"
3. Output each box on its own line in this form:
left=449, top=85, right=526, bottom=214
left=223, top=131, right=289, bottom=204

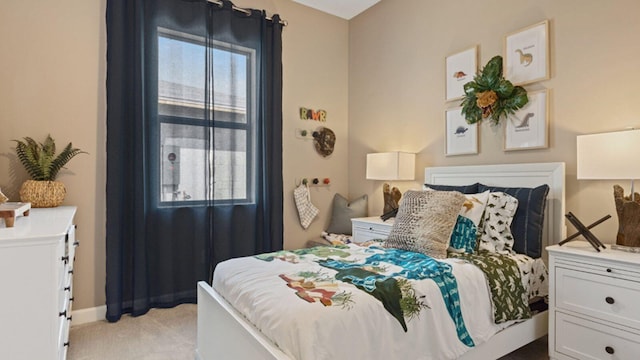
left=196, top=281, right=548, bottom=360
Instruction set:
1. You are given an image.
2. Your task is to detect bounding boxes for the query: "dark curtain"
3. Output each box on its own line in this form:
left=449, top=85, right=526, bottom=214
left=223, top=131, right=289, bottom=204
left=105, top=0, right=283, bottom=322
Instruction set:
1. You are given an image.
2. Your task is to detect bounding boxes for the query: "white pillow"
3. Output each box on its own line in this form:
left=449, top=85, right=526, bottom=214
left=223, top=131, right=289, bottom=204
left=458, top=190, right=490, bottom=226
left=478, top=192, right=518, bottom=254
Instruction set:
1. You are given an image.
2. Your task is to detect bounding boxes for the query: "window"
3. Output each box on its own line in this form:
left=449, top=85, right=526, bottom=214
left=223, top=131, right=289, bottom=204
left=157, top=28, right=256, bottom=206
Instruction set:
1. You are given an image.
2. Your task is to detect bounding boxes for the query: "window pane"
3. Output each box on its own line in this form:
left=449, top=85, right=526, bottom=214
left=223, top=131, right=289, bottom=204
left=160, top=123, right=210, bottom=202
left=213, top=127, right=248, bottom=200
left=158, top=32, right=249, bottom=124
left=160, top=123, right=248, bottom=203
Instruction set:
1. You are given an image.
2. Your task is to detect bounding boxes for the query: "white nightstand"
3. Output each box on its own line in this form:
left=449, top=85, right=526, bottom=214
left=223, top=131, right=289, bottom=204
left=351, top=216, right=394, bottom=243
left=547, top=241, right=640, bottom=360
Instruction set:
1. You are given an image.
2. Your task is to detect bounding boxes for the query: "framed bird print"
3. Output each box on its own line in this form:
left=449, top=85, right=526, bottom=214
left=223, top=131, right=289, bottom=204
left=504, top=89, right=549, bottom=151
left=445, top=46, right=478, bottom=102
left=504, top=20, right=550, bottom=85
left=445, top=107, right=478, bottom=156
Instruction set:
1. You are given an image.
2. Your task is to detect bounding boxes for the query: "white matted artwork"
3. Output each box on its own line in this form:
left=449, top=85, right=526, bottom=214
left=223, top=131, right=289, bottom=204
left=504, top=20, right=549, bottom=85
left=445, top=107, right=478, bottom=156
left=445, top=46, right=477, bottom=101
left=504, top=89, right=548, bottom=151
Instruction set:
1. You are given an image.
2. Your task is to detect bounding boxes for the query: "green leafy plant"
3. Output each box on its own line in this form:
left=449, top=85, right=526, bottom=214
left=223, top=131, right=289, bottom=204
left=461, top=55, right=528, bottom=125
left=13, top=135, right=87, bottom=181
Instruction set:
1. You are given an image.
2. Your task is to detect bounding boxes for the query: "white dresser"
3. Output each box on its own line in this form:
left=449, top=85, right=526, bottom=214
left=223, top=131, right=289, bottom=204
left=548, top=241, right=640, bottom=360
left=0, top=206, right=77, bottom=360
left=351, top=216, right=393, bottom=243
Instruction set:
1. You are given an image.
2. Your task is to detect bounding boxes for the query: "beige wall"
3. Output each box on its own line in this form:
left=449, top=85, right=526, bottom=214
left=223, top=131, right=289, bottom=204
left=349, top=0, right=640, bottom=243
left=4, top=0, right=635, bottom=314
left=0, top=0, right=348, bottom=311
left=0, top=0, right=107, bottom=312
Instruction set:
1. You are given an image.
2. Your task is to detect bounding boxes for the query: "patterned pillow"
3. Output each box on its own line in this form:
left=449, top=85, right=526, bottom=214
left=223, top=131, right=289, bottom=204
left=449, top=216, right=478, bottom=254
left=477, top=184, right=550, bottom=258
left=478, top=192, right=519, bottom=254
left=385, top=190, right=466, bottom=259
left=448, top=191, right=490, bottom=254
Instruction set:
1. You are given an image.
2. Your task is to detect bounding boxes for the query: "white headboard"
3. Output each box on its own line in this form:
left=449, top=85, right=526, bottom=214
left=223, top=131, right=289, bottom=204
left=425, top=162, right=566, bottom=254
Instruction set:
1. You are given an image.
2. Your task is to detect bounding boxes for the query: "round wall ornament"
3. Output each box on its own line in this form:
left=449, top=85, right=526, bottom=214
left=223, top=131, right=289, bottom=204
left=312, top=127, right=336, bottom=157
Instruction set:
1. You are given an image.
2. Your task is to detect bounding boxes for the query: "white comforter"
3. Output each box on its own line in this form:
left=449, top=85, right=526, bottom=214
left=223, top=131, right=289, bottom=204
left=212, top=244, right=545, bottom=360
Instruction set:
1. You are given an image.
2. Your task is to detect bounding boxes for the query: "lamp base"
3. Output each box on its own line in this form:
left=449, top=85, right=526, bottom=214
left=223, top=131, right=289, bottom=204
left=614, top=185, right=640, bottom=247
left=382, top=183, right=401, bottom=216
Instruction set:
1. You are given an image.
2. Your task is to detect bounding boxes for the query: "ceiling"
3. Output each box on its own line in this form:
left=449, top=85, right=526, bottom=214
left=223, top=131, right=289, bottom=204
left=292, top=0, right=380, bottom=20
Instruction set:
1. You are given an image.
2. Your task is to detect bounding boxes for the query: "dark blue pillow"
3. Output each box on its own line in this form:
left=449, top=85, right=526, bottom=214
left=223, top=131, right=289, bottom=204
left=424, top=183, right=479, bottom=194
left=477, top=184, right=550, bottom=258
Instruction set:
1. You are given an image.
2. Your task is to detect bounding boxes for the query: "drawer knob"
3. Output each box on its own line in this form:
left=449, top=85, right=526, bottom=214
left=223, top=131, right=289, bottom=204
left=606, top=268, right=612, bottom=273
left=605, top=346, right=615, bottom=354
left=64, top=341, right=70, bottom=347
left=605, top=296, right=615, bottom=304
left=59, top=310, right=67, bottom=317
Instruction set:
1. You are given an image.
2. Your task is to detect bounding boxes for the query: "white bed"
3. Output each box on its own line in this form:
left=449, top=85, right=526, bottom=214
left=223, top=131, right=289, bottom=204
left=196, top=162, right=566, bottom=360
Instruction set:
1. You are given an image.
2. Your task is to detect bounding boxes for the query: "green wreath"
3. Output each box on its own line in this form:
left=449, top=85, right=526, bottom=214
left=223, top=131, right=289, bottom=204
left=461, top=55, right=528, bottom=125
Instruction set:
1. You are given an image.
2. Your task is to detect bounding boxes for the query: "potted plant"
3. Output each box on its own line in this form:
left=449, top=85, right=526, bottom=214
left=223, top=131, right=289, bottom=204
left=13, top=135, right=86, bottom=208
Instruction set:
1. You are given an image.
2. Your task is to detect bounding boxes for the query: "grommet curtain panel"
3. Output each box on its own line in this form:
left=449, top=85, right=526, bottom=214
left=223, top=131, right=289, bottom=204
left=105, top=0, right=283, bottom=322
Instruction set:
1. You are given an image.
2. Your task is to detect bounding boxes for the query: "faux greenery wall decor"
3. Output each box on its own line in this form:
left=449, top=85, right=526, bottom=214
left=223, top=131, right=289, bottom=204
left=461, top=55, right=528, bottom=125
left=13, top=135, right=86, bottom=181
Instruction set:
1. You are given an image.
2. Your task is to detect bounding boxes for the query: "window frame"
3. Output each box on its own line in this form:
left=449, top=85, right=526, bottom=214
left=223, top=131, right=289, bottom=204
left=157, top=27, right=257, bottom=208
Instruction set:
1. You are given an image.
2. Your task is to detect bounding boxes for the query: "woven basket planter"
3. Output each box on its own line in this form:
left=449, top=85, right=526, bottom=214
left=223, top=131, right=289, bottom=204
left=19, top=180, right=66, bottom=208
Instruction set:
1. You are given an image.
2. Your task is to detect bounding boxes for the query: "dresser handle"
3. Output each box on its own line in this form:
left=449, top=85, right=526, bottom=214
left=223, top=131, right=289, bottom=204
left=59, top=310, right=67, bottom=317
left=64, top=341, right=70, bottom=347
left=64, top=286, right=71, bottom=292
left=73, top=241, right=80, bottom=247
left=67, top=315, right=72, bottom=321
left=605, top=346, right=615, bottom=354
left=605, top=296, right=615, bottom=304
left=70, top=297, right=74, bottom=302
left=606, top=268, right=612, bottom=273
left=61, top=256, right=69, bottom=263
left=369, top=227, right=373, bottom=230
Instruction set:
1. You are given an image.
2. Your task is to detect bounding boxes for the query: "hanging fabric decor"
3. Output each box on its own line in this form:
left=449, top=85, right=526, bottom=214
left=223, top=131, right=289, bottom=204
left=294, top=184, right=319, bottom=229
left=461, top=55, right=528, bottom=125
left=312, top=127, right=336, bottom=157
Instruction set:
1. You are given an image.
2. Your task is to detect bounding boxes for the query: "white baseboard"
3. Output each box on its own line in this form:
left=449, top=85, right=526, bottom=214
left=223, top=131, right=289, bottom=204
left=71, top=305, right=106, bottom=326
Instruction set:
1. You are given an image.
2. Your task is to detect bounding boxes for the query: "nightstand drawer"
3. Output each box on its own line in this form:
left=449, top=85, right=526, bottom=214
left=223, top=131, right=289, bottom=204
left=351, top=217, right=393, bottom=243
left=555, top=312, right=640, bottom=359
left=556, top=266, right=640, bottom=329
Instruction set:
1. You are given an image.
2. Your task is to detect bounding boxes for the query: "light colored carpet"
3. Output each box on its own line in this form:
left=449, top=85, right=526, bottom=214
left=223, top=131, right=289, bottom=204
left=68, top=303, right=548, bottom=359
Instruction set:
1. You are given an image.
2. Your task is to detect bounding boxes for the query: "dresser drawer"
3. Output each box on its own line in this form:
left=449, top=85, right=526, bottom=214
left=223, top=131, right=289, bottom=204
left=555, top=312, right=640, bottom=359
left=555, top=266, right=640, bottom=329
left=351, top=217, right=393, bottom=243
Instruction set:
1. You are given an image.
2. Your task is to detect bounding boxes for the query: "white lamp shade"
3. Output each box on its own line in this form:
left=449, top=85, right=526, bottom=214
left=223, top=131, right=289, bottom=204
left=577, top=129, right=640, bottom=180
left=366, top=152, right=415, bottom=180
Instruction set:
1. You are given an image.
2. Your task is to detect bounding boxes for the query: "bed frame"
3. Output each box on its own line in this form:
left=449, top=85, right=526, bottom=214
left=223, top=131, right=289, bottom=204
left=196, top=162, right=566, bottom=360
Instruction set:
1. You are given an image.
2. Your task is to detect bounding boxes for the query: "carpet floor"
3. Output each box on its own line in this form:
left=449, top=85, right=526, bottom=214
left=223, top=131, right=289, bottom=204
left=68, top=304, right=548, bottom=359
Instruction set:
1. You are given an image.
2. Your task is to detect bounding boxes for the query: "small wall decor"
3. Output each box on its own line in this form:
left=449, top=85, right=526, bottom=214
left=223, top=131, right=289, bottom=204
left=312, top=127, right=336, bottom=157
left=461, top=55, right=528, bottom=125
left=299, top=107, right=327, bottom=122
left=445, top=107, right=478, bottom=156
left=504, top=20, right=550, bottom=86
left=445, top=46, right=478, bottom=102
left=504, top=89, right=549, bottom=151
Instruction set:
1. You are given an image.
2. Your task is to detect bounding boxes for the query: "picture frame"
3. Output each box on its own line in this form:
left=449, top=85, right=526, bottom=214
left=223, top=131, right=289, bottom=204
left=504, top=20, right=549, bottom=86
left=445, top=107, right=478, bottom=156
left=504, top=89, right=549, bottom=151
left=445, top=46, right=478, bottom=102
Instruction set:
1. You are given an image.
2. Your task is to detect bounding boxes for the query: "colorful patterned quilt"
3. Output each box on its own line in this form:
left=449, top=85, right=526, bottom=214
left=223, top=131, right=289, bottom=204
left=213, top=243, right=547, bottom=360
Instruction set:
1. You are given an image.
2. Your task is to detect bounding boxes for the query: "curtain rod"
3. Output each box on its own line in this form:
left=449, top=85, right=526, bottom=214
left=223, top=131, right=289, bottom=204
left=207, top=0, right=288, bottom=26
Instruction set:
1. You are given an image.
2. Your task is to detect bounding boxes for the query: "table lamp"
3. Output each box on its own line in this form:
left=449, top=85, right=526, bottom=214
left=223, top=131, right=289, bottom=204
left=577, top=129, right=640, bottom=247
left=366, top=152, right=415, bottom=220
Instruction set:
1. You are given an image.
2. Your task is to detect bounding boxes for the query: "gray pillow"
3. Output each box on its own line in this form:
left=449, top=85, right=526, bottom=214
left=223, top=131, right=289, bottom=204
left=325, top=194, right=368, bottom=235
left=385, top=190, right=466, bottom=259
